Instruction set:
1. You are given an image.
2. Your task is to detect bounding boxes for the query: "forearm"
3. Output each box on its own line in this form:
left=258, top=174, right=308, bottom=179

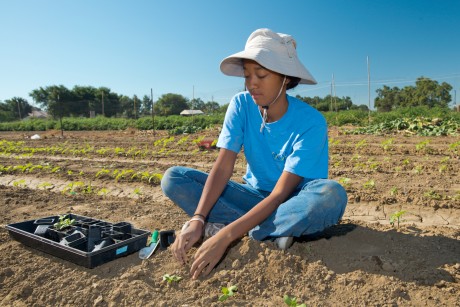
left=193, top=149, right=237, bottom=218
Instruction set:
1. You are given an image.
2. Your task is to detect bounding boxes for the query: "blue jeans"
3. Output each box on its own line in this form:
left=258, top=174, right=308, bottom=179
left=161, top=166, right=348, bottom=241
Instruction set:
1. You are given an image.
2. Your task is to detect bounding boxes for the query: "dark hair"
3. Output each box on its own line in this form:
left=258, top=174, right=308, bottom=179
left=286, top=76, right=301, bottom=90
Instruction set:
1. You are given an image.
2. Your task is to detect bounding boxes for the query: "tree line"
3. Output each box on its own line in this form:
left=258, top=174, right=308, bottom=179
left=0, top=76, right=455, bottom=122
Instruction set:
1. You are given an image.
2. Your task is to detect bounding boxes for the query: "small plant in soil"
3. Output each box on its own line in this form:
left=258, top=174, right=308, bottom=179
left=389, top=210, right=406, bottom=229
left=218, top=285, right=237, bottom=302
left=162, top=274, right=182, bottom=284
left=54, top=215, right=76, bottom=230
left=363, top=179, right=375, bottom=189
left=283, top=294, right=306, bottom=307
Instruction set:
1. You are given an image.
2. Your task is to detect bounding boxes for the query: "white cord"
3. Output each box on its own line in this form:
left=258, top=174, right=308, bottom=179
left=260, top=76, right=286, bottom=133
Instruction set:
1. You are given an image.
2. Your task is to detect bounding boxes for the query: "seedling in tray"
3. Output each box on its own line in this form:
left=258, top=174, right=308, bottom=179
left=54, top=214, right=76, bottom=230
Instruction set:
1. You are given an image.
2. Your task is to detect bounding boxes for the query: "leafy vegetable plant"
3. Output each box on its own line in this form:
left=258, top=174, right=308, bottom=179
left=389, top=210, right=406, bottom=229
left=54, top=214, right=75, bottom=230
left=218, top=285, right=238, bottom=302
left=162, top=274, right=182, bottom=284
left=283, top=294, right=306, bottom=307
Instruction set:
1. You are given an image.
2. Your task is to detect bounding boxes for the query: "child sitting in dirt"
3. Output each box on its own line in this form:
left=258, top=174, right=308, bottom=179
left=161, top=28, right=348, bottom=279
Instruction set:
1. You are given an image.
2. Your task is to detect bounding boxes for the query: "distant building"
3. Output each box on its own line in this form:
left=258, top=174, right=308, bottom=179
left=180, top=109, right=204, bottom=116
left=25, top=110, right=49, bottom=119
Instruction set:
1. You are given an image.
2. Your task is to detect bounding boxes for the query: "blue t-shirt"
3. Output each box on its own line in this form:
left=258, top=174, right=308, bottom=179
left=217, top=92, right=328, bottom=191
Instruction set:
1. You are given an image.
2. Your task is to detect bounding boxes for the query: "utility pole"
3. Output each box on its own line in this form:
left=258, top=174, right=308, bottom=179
left=17, top=99, right=22, bottom=120
left=367, top=56, right=371, bottom=123
left=134, top=96, right=137, bottom=119
left=151, top=88, right=155, bottom=136
left=58, top=94, right=63, bottom=137
left=102, top=91, right=105, bottom=116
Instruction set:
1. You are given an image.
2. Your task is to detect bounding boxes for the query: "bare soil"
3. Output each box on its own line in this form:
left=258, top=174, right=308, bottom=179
left=0, top=128, right=459, bottom=306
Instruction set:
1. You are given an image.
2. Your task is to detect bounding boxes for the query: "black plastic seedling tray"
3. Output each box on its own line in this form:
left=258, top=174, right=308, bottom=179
left=6, top=214, right=149, bottom=268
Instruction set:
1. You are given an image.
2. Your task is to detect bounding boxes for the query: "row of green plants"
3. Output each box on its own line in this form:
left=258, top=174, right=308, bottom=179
left=329, top=137, right=460, bottom=156
left=347, top=116, right=459, bottom=136
left=0, top=162, right=163, bottom=185
left=0, top=135, right=214, bottom=158
left=1, top=107, right=458, bottom=134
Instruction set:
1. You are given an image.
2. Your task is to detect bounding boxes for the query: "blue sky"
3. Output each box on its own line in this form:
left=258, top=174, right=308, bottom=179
left=1, top=0, right=459, bottom=109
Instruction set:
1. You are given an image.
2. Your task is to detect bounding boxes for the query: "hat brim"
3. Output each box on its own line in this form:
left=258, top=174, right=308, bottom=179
left=220, top=49, right=317, bottom=85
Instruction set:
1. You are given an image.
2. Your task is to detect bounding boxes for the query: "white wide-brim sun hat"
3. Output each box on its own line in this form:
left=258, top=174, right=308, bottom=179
left=220, top=28, right=317, bottom=85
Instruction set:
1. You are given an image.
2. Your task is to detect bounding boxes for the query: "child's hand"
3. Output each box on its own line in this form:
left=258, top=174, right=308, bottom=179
left=170, top=220, right=203, bottom=265
left=190, top=232, right=229, bottom=279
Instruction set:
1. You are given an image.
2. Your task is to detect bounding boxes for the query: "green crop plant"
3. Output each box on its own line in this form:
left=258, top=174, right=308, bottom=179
left=380, top=138, right=394, bottom=151
left=218, top=285, right=238, bottom=302
left=97, top=188, right=109, bottom=196
left=355, top=139, right=368, bottom=150
left=148, top=173, right=163, bottom=184
left=29, top=164, right=44, bottom=172
left=390, top=210, right=406, bottom=229
left=448, top=140, right=460, bottom=154
left=338, top=177, right=351, bottom=186
left=95, top=169, right=110, bottom=178
left=423, top=190, right=443, bottom=200
left=328, top=138, right=341, bottom=146
left=390, top=187, right=398, bottom=196
left=51, top=167, right=61, bottom=173
left=177, top=135, right=190, bottom=146
left=13, top=179, right=26, bottom=187
left=415, top=140, right=430, bottom=152
left=413, top=165, right=423, bottom=175
left=96, top=148, right=109, bottom=155
left=162, top=274, right=182, bottom=284
left=367, top=159, right=380, bottom=171
left=114, top=147, right=125, bottom=156
left=83, top=182, right=94, bottom=194
left=283, top=294, right=306, bottom=307
left=38, top=182, right=54, bottom=190
left=438, top=164, right=448, bottom=173
left=54, top=214, right=75, bottom=230
left=133, top=187, right=142, bottom=196
left=162, top=136, right=175, bottom=148
left=114, top=169, right=134, bottom=181
left=350, top=154, right=361, bottom=162
left=363, top=179, right=375, bottom=189
left=62, top=181, right=85, bottom=194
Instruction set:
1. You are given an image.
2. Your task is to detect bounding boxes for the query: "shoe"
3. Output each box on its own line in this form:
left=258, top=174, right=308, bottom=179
left=204, top=223, right=226, bottom=237
left=274, top=236, right=294, bottom=250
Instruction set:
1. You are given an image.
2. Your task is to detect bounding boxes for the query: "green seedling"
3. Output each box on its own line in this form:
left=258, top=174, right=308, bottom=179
left=38, top=182, right=54, bottom=190
left=413, top=165, right=423, bottom=174
left=390, top=187, right=398, bottom=196
left=54, top=214, right=75, bottom=230
left=133, top=187, right=142, bottom=196
left=218, top=285, right=238, bottom=302
left=381, top=138, right=394, bottom=151
left=13, top=179, right=26, bottom=187
left=363, top=179, right=375, bottom=189
left=162, top=274, right=182, bottom=284
left=389, top=210, right=406, bottom=229
left=338, top=177, right=351, bottom=186
left=415, top=140, right=430, bottom=152
left=355, top=139, right=368, bottom=150
left=423, top=190, right=443, bottom=200
left=97, top=188, right=109, bottom=196
left=283, top=294, right=306, bottom=307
